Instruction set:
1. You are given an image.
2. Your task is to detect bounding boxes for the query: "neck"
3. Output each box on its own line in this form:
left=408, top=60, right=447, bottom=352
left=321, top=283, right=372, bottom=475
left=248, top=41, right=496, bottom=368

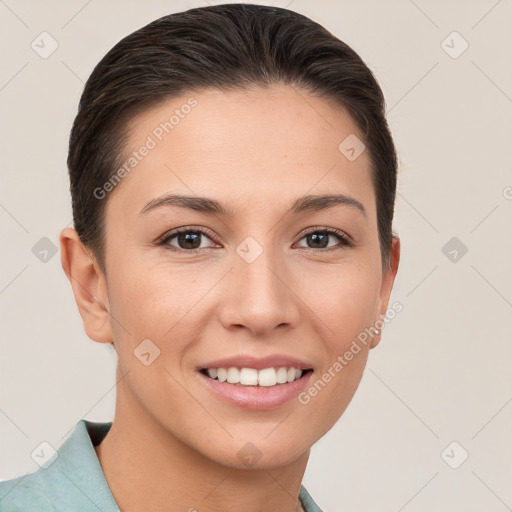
left=94, top=374, right=309, bottom=512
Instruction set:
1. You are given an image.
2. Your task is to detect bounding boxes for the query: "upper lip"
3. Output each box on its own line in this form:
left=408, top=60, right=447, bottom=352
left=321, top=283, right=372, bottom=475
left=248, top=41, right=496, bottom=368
left=199, top=354, right=314, bottom=371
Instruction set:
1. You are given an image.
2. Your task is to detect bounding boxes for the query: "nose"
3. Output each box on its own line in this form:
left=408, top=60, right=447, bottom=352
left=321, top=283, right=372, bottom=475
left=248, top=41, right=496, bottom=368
left=217, top=243, right=301, bottom=337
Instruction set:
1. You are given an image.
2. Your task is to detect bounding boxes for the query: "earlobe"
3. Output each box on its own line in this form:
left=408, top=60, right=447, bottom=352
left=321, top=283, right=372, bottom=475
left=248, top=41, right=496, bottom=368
left=59, top=227, right=113, bottom=344
left=369, top=330, right=382, bottom=350
left=370, top=236, right=401, bottom=349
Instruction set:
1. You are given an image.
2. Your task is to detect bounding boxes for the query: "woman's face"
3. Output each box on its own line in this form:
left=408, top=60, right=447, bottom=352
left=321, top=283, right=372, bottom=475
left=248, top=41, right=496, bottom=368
left=86, top=84, right=399, bottom=469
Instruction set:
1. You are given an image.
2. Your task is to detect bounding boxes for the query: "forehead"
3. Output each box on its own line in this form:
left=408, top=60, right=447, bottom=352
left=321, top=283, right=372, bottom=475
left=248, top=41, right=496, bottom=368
left=106, top=84, right=375, bottom=220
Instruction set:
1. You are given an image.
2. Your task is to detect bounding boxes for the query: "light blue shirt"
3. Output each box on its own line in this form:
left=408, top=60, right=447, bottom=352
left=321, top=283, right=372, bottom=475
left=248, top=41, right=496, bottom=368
left=0, top=419, right=324, bottom=511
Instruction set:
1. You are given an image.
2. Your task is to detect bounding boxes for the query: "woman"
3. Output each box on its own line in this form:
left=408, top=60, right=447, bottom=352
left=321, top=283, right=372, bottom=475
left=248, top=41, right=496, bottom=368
left=0, top=3, right=400, bottom=511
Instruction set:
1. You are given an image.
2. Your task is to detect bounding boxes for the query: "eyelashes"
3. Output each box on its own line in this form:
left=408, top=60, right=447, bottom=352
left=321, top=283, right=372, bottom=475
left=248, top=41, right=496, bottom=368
left=156, top=225, right=354, bottom=253
left=157, top=227, right=218, bottom=252
left=294, top=227, right=353, bottom=250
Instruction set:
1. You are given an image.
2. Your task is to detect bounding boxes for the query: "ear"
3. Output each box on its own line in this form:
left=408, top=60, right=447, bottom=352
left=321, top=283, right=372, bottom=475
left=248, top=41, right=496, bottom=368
left=370, top=236, right=401, bottom=349
left=59, top=227, right=113, bottom=344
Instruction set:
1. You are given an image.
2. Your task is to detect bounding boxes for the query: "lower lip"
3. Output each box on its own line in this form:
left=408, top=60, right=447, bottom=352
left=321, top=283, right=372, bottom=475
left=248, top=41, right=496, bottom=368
left=197, top=371, right=313, bottom=410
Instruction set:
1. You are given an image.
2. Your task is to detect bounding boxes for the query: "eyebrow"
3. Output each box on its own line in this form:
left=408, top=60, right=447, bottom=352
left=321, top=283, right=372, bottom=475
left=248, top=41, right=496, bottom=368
left=140, top=193, right=367, bottom=218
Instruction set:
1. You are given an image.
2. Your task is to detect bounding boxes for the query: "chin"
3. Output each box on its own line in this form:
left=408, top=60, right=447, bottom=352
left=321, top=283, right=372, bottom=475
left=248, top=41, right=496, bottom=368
left=201, top=434, right=312, bottom=471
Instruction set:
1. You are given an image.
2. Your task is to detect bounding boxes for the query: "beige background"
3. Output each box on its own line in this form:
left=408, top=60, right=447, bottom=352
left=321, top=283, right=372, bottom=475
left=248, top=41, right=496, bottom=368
left=1, top=1, right=511, bottom=510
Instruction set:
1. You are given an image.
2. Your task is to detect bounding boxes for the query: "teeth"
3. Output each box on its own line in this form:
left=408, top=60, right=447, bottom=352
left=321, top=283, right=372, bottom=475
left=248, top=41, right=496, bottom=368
left=240, top=368, right=258, bottom=385
left=258, top=368, right=277, bottom=387
left=203, top=366, right=306, bottom=387
left=276, top=367, right=288, bottom=384
left=227, top=367, right=239, bottom=383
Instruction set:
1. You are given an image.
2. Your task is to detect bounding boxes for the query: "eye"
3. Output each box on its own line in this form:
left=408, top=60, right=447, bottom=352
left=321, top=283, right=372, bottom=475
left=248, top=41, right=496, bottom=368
left=157, top=227, right=218, bottom=252
left=295, top=227, right=353, bottom=251
left=157, top=226, right=353, bottom=252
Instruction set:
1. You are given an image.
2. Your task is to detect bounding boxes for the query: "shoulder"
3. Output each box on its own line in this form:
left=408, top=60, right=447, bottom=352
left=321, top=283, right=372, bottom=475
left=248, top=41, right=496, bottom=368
left=0, top=469, right=56, bottom=512
left=0, top=419, right=117, bottom=512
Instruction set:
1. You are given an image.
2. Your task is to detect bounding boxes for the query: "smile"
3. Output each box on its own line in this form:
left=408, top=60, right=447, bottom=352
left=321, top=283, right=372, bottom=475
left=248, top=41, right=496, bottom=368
left=200, top=366, right=311, bottom=387
left=197, top=365, right=314, bottom=410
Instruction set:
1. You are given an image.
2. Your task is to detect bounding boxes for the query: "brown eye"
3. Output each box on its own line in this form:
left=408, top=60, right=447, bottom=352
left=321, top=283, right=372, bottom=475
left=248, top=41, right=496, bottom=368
left=296, top=228, right=352, bottom=250
left=305, top=232, right=330, bottom=249
left=159, top=228, right=217, bottom=251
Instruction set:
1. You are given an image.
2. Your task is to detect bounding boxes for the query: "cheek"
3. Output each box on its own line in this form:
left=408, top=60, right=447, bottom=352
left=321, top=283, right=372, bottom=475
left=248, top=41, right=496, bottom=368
left=109, top=262, right=200, bottom=333
left=304, top=260, right=380, bottom=340
left=298, top=262, right=378, bottom=412
left=106, top=261, right=215, bottom=379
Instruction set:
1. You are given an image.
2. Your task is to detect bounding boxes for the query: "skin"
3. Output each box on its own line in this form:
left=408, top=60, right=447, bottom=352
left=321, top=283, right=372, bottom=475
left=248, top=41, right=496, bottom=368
left=60, top=84, right=400, bottom=512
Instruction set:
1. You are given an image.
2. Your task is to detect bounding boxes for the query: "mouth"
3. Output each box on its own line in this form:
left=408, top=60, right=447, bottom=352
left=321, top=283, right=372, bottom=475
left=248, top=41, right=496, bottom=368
left=196, top=365, right=315, bottom=410
left=199, top=366, right=314, bottom=387
left=195, top=354, right=315, bottom=409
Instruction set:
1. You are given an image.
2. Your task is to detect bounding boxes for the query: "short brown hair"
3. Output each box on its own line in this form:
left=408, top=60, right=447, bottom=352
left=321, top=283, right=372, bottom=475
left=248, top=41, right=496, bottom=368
left=67, top=3, right=398, bottom=272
